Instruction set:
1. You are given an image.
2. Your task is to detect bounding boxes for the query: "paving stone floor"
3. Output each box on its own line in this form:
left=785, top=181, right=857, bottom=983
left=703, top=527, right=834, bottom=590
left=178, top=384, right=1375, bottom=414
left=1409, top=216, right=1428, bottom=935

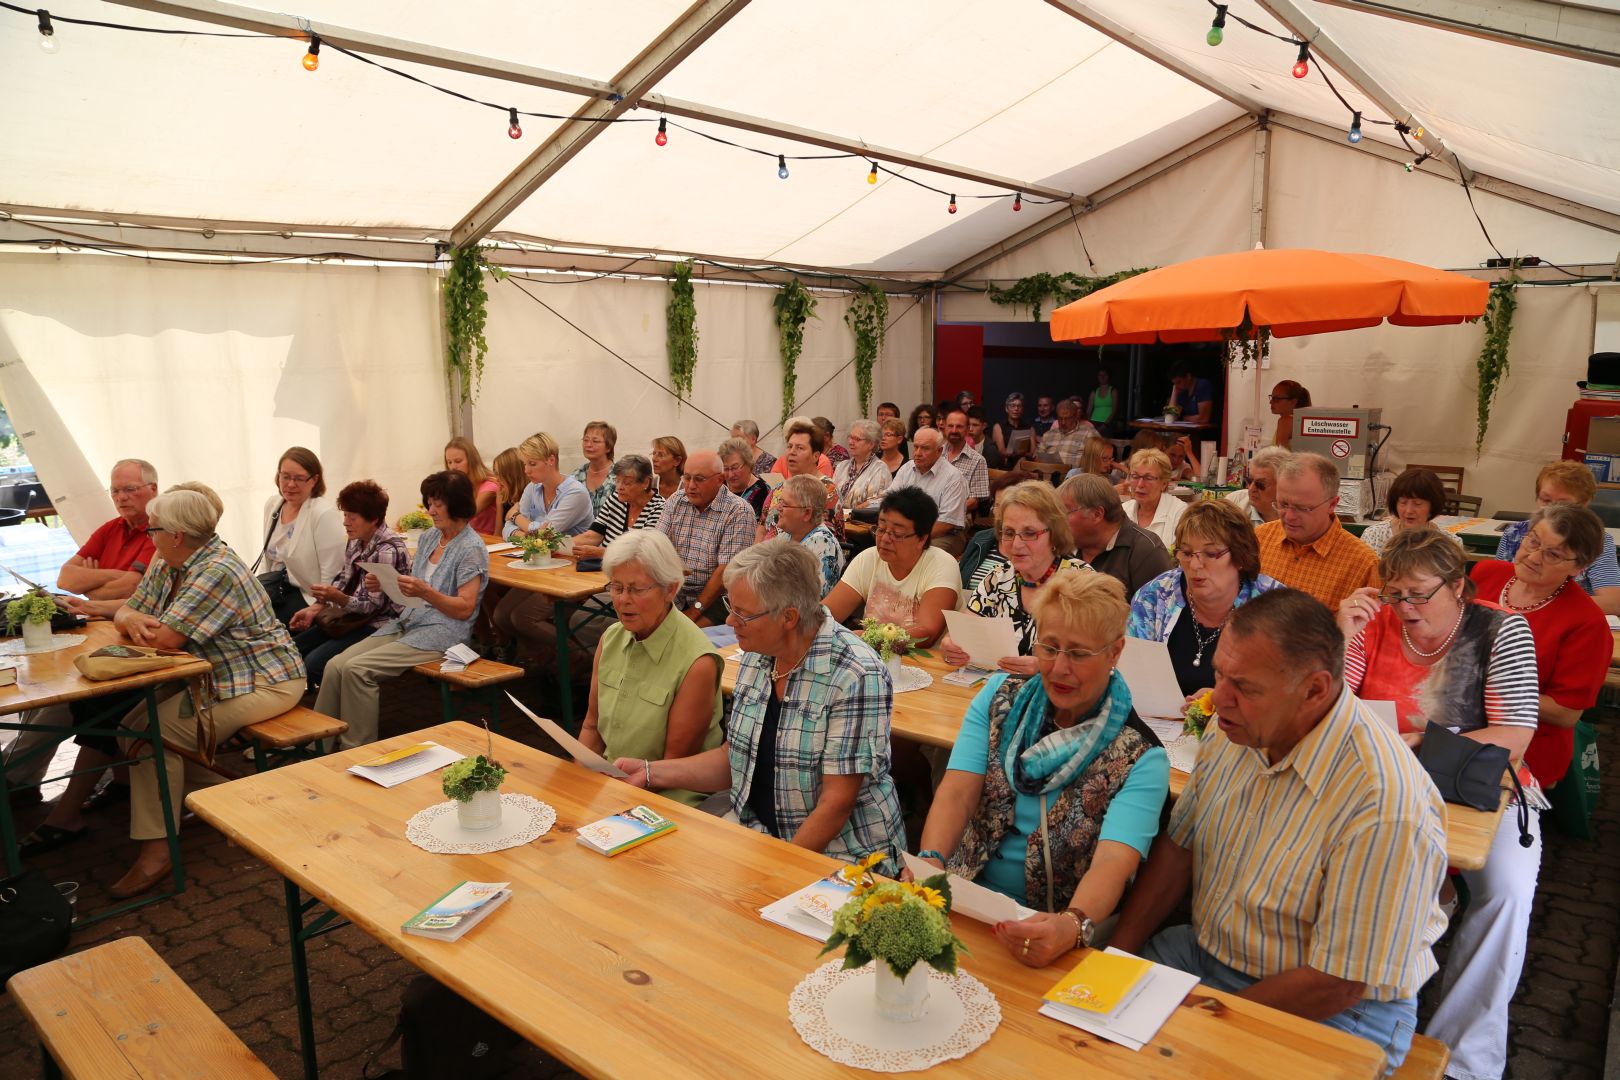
left=3, top=674, right=1617, bottom=1078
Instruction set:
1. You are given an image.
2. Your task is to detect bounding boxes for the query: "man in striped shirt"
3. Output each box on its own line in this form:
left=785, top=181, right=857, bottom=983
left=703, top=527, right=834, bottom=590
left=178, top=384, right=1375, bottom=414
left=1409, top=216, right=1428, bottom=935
left=1111, top=589, right=1447, bottom=1073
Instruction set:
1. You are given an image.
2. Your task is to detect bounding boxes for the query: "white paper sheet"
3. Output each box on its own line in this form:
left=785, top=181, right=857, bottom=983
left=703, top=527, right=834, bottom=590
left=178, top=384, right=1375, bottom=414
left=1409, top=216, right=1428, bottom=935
left=1143, top=718, right=1184, bottom=745
left=941, top=610, right=1018, bottom=670
left=347, top=741, right=462, bottom=788
left=901, top=852, right=1036, bottom=923
left=485, top=541, right=517, bottom=554
left=1117, top=638, right=1187, bottom=720
left=359, top=560, right=428, bottom=608
left=1039, top=949, right=1201, bottom=1051
left=506, top=691, right=629, bottom=778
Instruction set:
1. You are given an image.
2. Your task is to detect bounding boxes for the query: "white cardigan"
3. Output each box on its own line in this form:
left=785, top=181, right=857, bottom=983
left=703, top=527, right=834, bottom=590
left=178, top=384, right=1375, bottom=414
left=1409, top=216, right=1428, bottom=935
left=258, top=494, right=347, bottom=605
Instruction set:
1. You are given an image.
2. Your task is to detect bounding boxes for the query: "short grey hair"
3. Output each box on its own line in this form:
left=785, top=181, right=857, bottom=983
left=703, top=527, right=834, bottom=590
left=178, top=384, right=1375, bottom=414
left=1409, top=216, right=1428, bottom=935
left=611, top=454, right=655, bottom=486
left=1278, top=451, right=1339, bottom=496
left=848, top=419, right=880, bottom=446
left=112, top=458, right=158, bottom=486
left=1058, top=473, right=1124, bottom=525
left=731, top=419, right=761, bottom=440
left=717, top=437, right=755, bottom=468
left=147, top=488, right=220, bottom=540
left=781, top=474, right=827, bottom=524
left=165, top=481, right=224, bottom=517
left=602, top=529, right=685, bottom=589
left=1249, top=446, right=1291, bottom=473
left=723, top=541, right=828, bottom=632
left=912, top=427, right=944, bottom=450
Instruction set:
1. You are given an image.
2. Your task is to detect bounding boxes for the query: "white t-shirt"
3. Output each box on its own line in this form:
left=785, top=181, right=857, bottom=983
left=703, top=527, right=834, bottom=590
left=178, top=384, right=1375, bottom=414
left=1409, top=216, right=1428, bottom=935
left=839, top=546, right=961, bottom=627
left=1122, top=494, right=1187, bottom=550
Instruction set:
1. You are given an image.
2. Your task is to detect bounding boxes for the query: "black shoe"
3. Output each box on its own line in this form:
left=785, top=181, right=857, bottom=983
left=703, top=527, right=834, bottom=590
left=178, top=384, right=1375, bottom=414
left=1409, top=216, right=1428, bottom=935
left=81, top=781, right=130, bottom=814
left=20, top=823, right=86, bottom=857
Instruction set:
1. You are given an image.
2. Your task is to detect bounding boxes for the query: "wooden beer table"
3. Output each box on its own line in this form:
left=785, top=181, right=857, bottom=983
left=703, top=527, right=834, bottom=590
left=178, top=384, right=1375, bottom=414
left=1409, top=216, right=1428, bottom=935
left=187, top=721, right=1383, bottom=1080
left=483, top=538, right=610, bottom=723
left=0, top=620, right=210, bottom=918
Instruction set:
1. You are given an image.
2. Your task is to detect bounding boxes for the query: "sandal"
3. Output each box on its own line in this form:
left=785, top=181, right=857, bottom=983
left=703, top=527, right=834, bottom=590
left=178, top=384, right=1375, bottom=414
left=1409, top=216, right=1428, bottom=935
left=20, top=823, right=87, bottom=857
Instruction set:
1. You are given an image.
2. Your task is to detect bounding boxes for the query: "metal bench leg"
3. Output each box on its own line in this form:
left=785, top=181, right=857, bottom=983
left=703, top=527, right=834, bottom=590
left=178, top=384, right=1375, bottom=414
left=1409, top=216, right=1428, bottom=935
left=438, top=683, right=456, bottom=726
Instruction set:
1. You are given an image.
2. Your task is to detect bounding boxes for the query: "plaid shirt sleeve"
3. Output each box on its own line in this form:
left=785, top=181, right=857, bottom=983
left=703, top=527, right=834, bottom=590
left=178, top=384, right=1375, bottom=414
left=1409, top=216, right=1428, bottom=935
left=124, top=560, right=169, bottom=618
left=344, top=533, right=409, bottom=620
left=716, top=497, right=756, bottom=566
left=965, top=454, right=989, bottom=500
left=820, top=642, right=892, bottom=777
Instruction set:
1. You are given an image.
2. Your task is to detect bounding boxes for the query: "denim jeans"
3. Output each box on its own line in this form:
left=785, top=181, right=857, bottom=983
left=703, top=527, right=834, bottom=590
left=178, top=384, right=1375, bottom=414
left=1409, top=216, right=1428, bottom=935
left=292, top=624, right=375, bottom=690
left=1143, top=924, right=1417, bottom=1076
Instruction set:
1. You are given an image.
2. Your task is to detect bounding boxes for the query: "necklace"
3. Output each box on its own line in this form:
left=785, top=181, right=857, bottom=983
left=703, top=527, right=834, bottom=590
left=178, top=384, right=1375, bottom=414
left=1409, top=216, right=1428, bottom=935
left=1186, top=593, right=1232, bottom=668
left=1018, top=561, right=1060, bottom=589
left=1402, top=604, right=1465, bottom=659
left=1500, top=575, right=1566, bottom=613
left=771, top=641, right=812, bottom=681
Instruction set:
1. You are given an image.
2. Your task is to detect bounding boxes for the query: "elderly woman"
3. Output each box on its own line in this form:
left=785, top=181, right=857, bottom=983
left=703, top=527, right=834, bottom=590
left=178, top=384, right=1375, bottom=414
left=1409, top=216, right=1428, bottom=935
left=1122, top=447, right=1186, bottom=549
left=992, top=393, right=1030, bottom=460
left=825, top=487, right=960, bottom=647
left=942, top=482, right=1089, bottom=673
left=444, top=437, right=499, bottom=535
left=72, top=488, right=306, bottom=897
left=1495, top=459, right=1620, bottom=615
left=760, top=416, right=844, bottom=545
left=1224, top=445, right=1288, bottom=524
left=1360, top=468, right=1464, bottom=555
left=913, top=571, right=1168, bottom=967
left=1337, top=529, right=1541, bottom=1080
left=255, top=445, right=346, bottom=626
left=571, top=421, right=617, bottom=516
left=502, top=431, right=594, bottom=541
left=878, top=416, right=909, bottom=478
left=571, top=454, right=665, bottom=561
left=651, top=435, right=687, bottom=498
left=719, top=437, right=771, bottom=521
left=580, top=531, right=722, bottom=807
left=1128, top=501, right=1280, bottom=696
left=316, top=471, right=489, bottom=749
left=833, top=419, right=891, bottom=511
left=767, top=474, right=845, bottom=594
left=616, top=542, right=906, bottom=867
left=1270, top=380, right=1311, bottom=448
left=287, top=480, right=408, bottom=688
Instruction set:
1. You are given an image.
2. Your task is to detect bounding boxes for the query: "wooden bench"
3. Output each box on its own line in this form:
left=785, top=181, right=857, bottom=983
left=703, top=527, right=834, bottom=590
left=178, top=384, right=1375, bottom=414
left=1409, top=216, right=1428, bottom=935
left=1392, top=1034, right=1449, bottom=1079
left=411, top=657, right=525, bottom=730
left=239, top=706, right=348, bottom=772
left=7, top=936, right=276, bottom=1079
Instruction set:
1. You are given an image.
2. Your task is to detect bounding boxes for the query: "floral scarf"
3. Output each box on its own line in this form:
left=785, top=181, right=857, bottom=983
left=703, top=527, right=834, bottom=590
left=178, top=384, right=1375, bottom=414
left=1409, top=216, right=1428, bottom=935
left=1002, top=668, right=1131, bottom=797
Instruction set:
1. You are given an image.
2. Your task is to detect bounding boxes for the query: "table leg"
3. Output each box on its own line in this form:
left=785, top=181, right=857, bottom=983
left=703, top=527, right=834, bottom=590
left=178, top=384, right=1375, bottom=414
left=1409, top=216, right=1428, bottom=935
left=553, top=600, right=575, bottom=725
left=0, top=765, right=18, bottom=879
left=281, top=877, right=351, bottom=1080
left=140, top=689, right=187, bottom=898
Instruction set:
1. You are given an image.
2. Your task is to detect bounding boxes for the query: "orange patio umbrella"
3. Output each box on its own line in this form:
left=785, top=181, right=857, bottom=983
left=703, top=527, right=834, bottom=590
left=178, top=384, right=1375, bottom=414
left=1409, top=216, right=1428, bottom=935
left=1048, top=248, right=1489, bottom=345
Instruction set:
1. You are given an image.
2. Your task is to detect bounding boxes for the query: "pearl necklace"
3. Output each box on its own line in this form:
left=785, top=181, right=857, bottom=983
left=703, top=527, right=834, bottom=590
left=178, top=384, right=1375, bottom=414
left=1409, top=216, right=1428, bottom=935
left=1402, top=604, right=1465, bottom=660
left=1499, top=575, right=1566, bottom=613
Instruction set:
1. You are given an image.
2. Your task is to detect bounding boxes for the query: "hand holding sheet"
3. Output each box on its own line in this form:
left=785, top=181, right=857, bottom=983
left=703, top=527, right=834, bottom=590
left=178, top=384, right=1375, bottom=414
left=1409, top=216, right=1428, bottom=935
left=359, top=561, right=428, bottom=608
left=941, top=610, right=1018, bottom=671
left=507, top=692, right=628, bottom=778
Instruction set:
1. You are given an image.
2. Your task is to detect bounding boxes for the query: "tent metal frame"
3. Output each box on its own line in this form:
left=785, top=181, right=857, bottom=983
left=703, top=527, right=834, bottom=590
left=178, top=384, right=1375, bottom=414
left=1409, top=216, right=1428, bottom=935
left=1314, top=0, right=1620, bottom=67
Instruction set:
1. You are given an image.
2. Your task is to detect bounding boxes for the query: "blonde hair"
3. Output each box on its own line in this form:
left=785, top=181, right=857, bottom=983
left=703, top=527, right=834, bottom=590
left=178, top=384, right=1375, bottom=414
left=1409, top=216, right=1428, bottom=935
left=518, top=432, right=560, bottom=467
left=652, top=436, right=688, bottom=475
left=1078, top=437, right=1115, bottom=476
left=879, top=417, right=907, bottom=442
left=1030, top=569, right=1127, bottom=643
left=444, top=436, right=490, bottom=489
left=583, top=421, right=618, bottom=458
left=994, top=481, right=1075, bottom=556
left=1127, top=448, right=1171, bottom=481
left=1535, top=459, right=1597, bottom=506
left=491, top=448, right=525, bottom=512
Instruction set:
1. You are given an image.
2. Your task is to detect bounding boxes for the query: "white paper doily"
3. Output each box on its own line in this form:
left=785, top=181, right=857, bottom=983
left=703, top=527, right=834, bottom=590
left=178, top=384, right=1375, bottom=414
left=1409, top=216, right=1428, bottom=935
left=406, top=793, right=556, bottom=854
left=0, top=634, right=84, bottom=656
left=505, top=557, right=568, bottom=571
left=789, top=961, right=1000, bottom=1072
left=891, top=664, right=934, bottom=695
left=1164, top=734, right=1202, bottom=773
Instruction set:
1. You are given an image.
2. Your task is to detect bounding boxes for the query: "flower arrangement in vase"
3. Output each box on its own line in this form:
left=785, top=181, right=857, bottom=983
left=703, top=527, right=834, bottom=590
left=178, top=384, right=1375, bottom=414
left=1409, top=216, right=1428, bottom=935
left=397, top=507, right=432, bottom=532
left=6, top=588, right=57, bottom=649
left=443, top=739, right=507, bottom=831
left=860, top=618, right=915, bottom=682
left=819, top=852, right=968, bottom=1023
left=514, top=525, right=564, bottom=566
left=1162, top=403, right=1183, bottom=423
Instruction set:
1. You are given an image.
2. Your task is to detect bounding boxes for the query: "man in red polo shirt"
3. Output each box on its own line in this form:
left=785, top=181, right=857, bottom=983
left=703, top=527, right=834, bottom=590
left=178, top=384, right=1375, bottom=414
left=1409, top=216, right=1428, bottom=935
left=57, top=459, right=158, bottom=599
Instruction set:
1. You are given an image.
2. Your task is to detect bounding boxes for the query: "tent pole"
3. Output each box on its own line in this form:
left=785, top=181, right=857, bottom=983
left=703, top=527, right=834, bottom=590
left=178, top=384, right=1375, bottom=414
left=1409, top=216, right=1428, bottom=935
left=1249, top=119, right=1272, bottom=444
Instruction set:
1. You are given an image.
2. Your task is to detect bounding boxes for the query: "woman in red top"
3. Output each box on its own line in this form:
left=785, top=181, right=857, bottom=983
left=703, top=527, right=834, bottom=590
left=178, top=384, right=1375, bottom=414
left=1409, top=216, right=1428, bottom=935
left=1469, top=503, right=1610, bottom=790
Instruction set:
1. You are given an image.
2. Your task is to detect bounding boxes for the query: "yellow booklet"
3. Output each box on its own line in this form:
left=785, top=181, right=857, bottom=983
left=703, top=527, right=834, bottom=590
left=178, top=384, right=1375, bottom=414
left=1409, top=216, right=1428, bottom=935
left=1043, top=950, right=1153, bottom=1015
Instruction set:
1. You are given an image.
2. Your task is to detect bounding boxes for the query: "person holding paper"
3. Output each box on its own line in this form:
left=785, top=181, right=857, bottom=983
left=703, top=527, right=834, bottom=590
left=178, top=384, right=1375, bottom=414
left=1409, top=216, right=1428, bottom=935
left=824, top=487, right=960, bottom=648
left=615, top=542, right=905, bottom=869
left=911, top=570, right=1168, bottom=968
left=941, top=482, right=1089, bottom=673
left=579, top=531, right=722, bottom=807
left=1120, top=448, right=1185, bottom=551
left=314, top=472, right=489, bottom=749
left=991, top=392, right=1029, bottom=461
left=1109, top=589, right=1447, bottom=1075
left=569, top=455, right=665, bottom=561
left=1126, top=501, right=1280, bottom=697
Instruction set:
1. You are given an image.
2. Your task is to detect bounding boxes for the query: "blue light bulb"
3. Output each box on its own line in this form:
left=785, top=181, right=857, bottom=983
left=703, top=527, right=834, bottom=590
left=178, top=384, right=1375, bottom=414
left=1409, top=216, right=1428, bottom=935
left=777, top=154, right=789, bottom=180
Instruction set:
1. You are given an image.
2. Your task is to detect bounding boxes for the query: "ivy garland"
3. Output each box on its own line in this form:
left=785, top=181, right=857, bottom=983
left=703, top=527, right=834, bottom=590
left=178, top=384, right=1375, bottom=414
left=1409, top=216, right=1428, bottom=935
left=666, top=260, right=699, bottom=404
left=442, top=246, right=506, bottom=405
left=845, top=284, right=889, bottom=417
left=1475, top=270, right=1521, bottom=453
left=774, top=278, right=819, bottom=425
left=986, top=268, right=1153, bottom=321
left=1220, top=313, right=1272, bottom=371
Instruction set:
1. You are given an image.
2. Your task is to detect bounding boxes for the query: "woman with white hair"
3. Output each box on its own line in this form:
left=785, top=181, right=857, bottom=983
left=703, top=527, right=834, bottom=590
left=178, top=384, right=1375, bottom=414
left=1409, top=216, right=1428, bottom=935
left=580, top=531, right=723, bottom=807
left=1226, top=446, right=1289, bottom=524
left=105, top=486, right=306, bottom=898
left=768, top=473, right=845, bottom=594
left=615, top=542, right=906, bottom=870
left=832, top=419, right=890, bottom=511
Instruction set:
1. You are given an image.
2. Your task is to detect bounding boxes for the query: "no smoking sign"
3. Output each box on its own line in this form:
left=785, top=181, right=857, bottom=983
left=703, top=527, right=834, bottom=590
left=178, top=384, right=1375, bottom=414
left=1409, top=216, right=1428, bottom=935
left=1330, top=439, right=1352, bottom=459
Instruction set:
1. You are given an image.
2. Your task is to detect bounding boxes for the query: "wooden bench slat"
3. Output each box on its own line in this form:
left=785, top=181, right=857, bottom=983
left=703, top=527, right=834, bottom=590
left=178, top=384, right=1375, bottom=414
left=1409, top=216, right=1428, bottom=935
left=411, top=658, right=525, bottom=689
left=1392, top=1034, right=1449, bottom=1080
left=241, top=706, right=347, bottom=748
left=7, top=937, right=276, bottom=1080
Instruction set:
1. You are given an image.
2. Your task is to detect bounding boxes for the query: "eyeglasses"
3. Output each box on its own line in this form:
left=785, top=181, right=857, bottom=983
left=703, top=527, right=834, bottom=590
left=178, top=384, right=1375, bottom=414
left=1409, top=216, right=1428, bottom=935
left=278, top=472, right=313, bottom=485
left=607, top=582, right=663, bottom=599
left=722, top=597, right=772, bottom=624
left=1248, top=479, right=1270, bottom=491
left=721, top=462, right=748, bottom=475
left=1521, top=532, right=1578, bottom=564
left=110, top=485, right=150, bottom=497
left=998, top=527, right=1050, bottom=545
left=1376, top=580, right=1451, bottom=606
left=143, top=526, right=167, bottom=537
left=1032, top=638, right=1119, bottom=665
left=1275, top=496, right=1334, bottom=516
left=874, top=525, right=917, bottom=541
left=1177, top=547, right=1231, bottom=565
left=682, top=473, right=717, bottom=485
left=1127, top=472, right=1164, bottom=484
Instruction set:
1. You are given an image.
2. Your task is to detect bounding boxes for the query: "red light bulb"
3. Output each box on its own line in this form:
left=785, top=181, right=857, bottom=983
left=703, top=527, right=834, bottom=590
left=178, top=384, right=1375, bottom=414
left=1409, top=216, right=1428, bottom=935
left=655, top=118, right=668, bottom=146
left=1291, top=42, right=1310, bottom=79
left=1013, top=193, right=1022, bottom=212
left=1292, top=59, right=1309, bottom=78
left=508, top=108, right=522, bottom=140
left=948, top=195, right=957, bottom=215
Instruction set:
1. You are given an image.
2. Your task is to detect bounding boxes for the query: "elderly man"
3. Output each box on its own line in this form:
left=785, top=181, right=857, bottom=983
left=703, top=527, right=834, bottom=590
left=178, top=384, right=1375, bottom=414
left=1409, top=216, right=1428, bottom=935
left=730, top=420, right=777, bottom=478
left=1255, top=453, right=1380, bottom=608
left=1037, top=399, right=1100, bottom=469
left=657, top=449, right=757, bottom=626
left=890, top=427, right=969, bottom=557
left=1058, top=474, right=1172, bottom=596
left=1110, top=589, right=1447, bottom=1074
left=941, top=409, right=990, bottom=516
left=1226, top=446, right=1288, bottom=524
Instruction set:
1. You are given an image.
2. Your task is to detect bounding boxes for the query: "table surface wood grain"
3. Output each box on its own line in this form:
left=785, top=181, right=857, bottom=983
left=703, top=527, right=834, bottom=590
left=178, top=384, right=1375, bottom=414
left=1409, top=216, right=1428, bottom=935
left=0, top=620, right=211, bottom=719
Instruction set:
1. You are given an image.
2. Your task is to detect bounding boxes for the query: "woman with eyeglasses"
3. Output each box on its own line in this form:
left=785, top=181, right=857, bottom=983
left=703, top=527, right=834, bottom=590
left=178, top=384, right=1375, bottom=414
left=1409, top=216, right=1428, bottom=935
left=1269, top=380, right=1311, bottom=449
left=571, top=421, right=618, bottom=517
left=765, top=474, right=845, bottom=594
left=1338, top=529, right=1544, bottom=1080
left=1127, top=501, right=1280, bottom=697
left=992, top=393, right=1029, bottom=461
left=910, top=570, right=1168, bottom=967
left=941, top=482, right=1090, bottom=674
left=1224, top=445, right=1288, bottom=524
left=833, top=419, right=891, bottom=512
left=718, top=438, right=771, bottom=521
left=616, top=542, right=905, bottom=869
left=824, top=487, right=961, bottom=648
left=1121, top=448, right=1185, bottom=550
left=255, top=446, right=346, bottom=627
left=579, top=531, right=722, bottom=807
left=878, top=416, right=910, bottom=479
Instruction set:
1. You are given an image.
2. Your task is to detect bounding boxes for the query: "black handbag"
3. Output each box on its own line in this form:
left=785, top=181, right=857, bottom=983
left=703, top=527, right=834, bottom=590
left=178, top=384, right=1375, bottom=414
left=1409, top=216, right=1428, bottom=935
left=0, top=869, right=73, bottom=983
left=1417, top=722, right=1533, bottom=849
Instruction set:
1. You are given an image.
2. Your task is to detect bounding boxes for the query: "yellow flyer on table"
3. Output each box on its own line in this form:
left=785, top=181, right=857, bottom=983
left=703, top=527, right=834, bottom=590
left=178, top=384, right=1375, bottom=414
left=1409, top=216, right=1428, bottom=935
left=358, top=743, right=433, bottom=768
left=1043, top=950, right=1153, bottom=1015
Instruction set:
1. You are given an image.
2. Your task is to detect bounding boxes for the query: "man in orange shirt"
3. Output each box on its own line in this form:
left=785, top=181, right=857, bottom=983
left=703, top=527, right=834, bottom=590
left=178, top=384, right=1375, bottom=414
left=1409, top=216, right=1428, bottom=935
left=1255, top=453, right=1380, bottom=609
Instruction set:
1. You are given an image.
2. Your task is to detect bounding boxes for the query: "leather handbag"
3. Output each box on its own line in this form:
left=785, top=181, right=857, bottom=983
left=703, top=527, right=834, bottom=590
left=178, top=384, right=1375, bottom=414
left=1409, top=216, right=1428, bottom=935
left=314, top=565, right=372, bottom=638
left=73, top=643, right=190, bottom=681
left=1417, top=722, right=1534, bottom=848
left=0, top=869, right=73, bottom=983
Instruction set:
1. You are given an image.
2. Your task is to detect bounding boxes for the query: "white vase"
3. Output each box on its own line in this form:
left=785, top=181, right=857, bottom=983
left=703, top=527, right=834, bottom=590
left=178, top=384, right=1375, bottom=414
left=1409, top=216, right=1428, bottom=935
left=456, top=789, right=503, bottom=831
left=1162, top=412, right=1177, bottom=424
left=886, top=655, right=902, bottom=684
left=523, top=552, right=547, bottom=567
left=403, top=528, right=425, bottom=549
left=20, top=620, right=52, bottom=649
left=873, top=960, right=931, bottom=1023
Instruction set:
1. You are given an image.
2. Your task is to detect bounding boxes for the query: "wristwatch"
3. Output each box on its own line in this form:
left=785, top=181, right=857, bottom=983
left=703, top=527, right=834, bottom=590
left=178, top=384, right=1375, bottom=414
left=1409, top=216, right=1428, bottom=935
left=1067, top=908, right=1097, bottom=948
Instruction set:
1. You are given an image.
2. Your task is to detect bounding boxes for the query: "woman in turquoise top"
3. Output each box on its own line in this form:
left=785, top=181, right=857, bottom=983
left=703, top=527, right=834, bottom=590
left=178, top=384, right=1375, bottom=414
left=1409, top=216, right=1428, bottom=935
left=911, top=569, right=1169, bottom=969
left=580, top=531, right=723, bottom=806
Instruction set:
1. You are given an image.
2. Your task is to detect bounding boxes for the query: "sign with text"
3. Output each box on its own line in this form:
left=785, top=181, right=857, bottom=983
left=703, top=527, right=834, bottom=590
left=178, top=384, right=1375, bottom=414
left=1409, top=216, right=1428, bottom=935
left=1300, top=416, right=1361, bottom=439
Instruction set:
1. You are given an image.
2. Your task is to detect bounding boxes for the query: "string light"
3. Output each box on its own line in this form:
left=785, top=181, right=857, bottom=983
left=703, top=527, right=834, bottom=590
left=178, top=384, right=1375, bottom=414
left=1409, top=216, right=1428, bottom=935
left=655, top=117, right=667, bottom=146
left=36, top=8, right=57, bottom=52
left=947, top=195, right=957, bottom=214
left=507, top=107, right=521, bottom=140
left=1406, top=151, right=1431, bottom=173
left=1347, top=111, right=1362, bottom=144
left=1291, top=41, right=1310, bottom=79
left=867, top=161, right=878, bottom=185
left=777, top=154, right=789, bottom=180
left=1206, top=4, right=1226, bottom=46
left=302, top=33, right=320, bottom=71
left=1013, top=193, right=1022, bottom=211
